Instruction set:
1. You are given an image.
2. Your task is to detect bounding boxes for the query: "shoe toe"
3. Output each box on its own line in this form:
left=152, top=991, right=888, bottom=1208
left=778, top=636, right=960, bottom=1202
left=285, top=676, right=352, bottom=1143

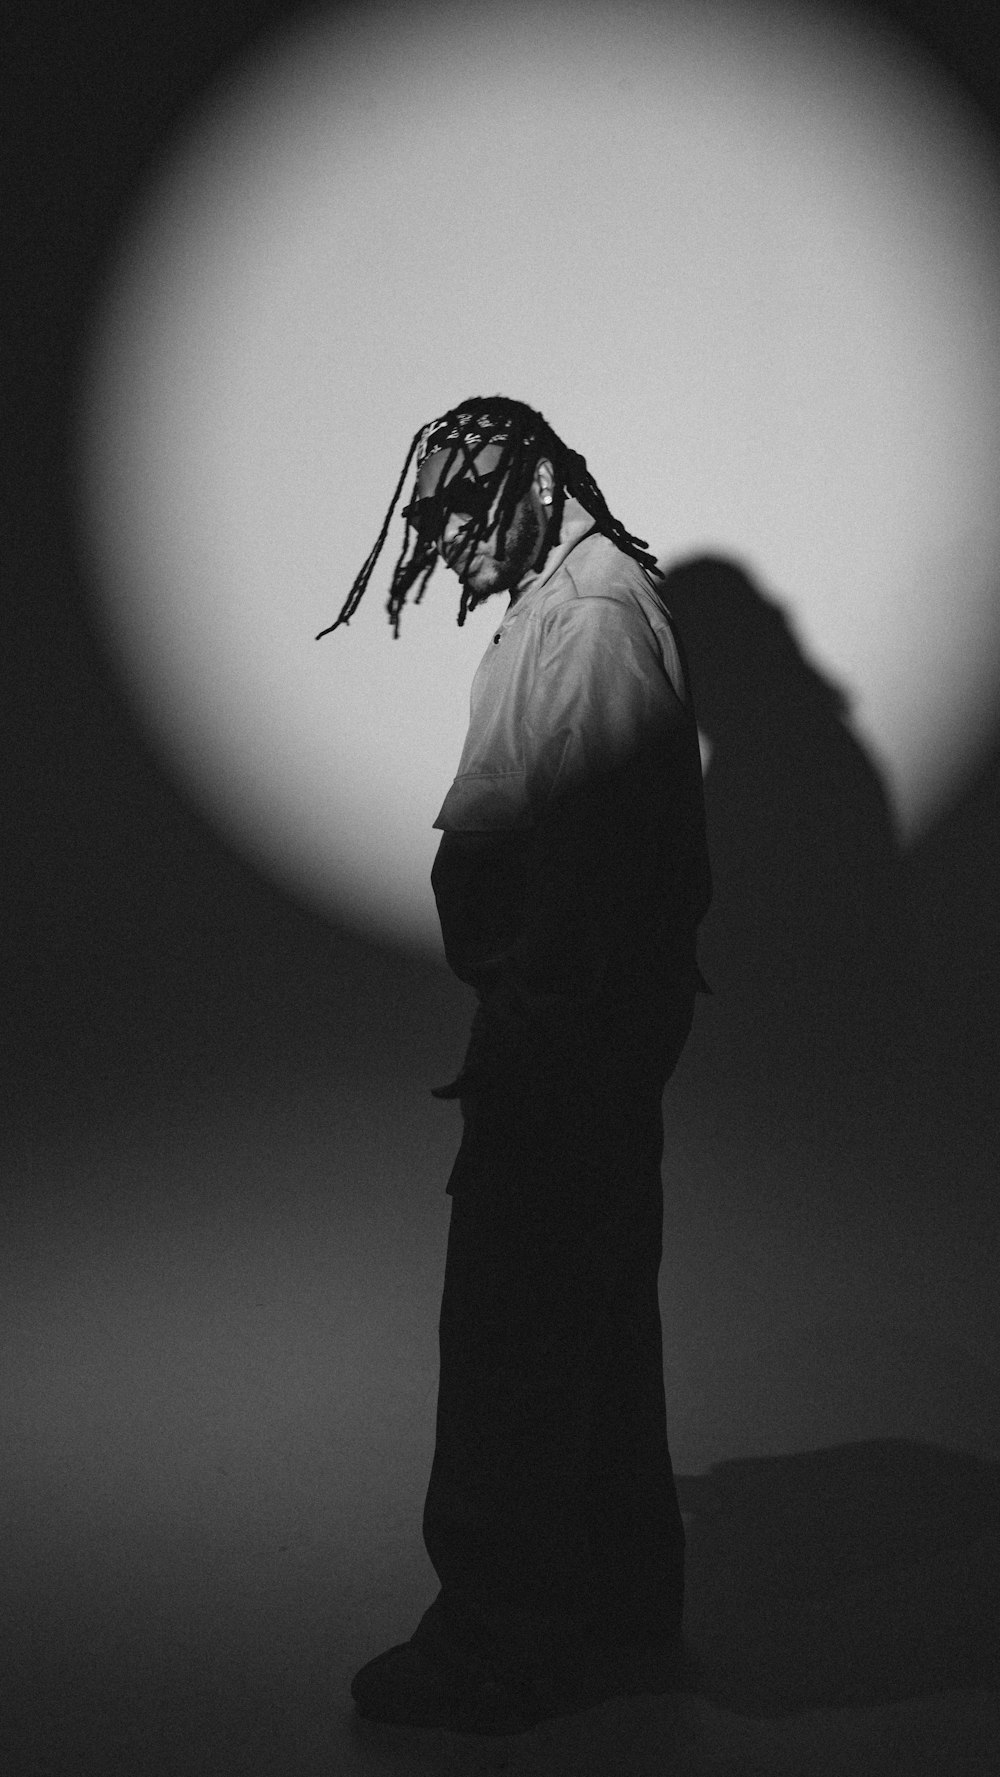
left=351, top=1643, right=447, bottom=1718
left=351, top=1640, right=534, bottom=1734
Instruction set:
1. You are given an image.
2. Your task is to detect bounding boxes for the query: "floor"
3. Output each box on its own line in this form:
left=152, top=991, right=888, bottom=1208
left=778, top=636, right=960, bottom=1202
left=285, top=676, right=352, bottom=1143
left=3, top=1052, right=997, bottom=1775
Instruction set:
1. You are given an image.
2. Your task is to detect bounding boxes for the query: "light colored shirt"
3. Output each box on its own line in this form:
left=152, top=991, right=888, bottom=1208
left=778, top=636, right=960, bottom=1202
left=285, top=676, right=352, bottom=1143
left=433, top=498, right=689, bottom=834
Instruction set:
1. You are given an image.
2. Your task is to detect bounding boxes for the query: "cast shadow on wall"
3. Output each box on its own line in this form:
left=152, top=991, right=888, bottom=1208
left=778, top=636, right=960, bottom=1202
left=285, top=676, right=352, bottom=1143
left=661, top=555, right=924, bottom=1149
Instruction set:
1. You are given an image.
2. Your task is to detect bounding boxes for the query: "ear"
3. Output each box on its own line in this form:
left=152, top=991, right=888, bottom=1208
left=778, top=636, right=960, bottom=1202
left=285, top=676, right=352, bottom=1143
left=533, top=457, right=555, bottom=507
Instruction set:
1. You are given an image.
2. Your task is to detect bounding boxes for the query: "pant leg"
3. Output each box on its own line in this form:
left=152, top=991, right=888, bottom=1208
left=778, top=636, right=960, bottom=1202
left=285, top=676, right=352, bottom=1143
left=420, top=995, right=693, bottom=1672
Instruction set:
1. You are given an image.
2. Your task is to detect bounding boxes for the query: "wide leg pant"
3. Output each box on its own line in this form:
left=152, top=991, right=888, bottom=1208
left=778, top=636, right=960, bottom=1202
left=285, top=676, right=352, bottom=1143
left=418, top=993, right=694, bottom=1676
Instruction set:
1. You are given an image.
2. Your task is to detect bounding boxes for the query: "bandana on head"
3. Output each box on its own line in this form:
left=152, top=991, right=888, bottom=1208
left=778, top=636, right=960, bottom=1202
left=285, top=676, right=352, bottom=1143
left=415, top=403, right=536, bottom=470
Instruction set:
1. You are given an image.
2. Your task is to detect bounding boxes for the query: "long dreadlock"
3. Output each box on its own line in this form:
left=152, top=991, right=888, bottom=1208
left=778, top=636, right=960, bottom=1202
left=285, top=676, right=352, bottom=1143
left=315, top=396, right=665, bottom=640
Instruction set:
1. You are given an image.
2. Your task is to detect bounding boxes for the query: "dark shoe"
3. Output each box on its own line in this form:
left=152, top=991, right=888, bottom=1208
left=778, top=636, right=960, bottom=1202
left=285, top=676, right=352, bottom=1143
left=350, top=1633, right=692, bottom=1736
left=350, top=1640, right=545, bottom=1735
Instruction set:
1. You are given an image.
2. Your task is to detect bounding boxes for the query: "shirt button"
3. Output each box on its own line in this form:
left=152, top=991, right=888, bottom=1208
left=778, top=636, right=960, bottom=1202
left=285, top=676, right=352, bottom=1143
left=493, top=633, right=501, bottom=644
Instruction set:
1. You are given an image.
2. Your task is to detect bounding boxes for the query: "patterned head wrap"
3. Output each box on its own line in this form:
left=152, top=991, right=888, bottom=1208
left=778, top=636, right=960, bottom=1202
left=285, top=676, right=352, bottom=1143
left=415, top=401, right=534, bottom=470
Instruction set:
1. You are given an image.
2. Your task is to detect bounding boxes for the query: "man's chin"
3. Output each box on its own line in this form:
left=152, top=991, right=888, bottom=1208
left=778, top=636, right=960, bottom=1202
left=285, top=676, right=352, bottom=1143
left=463, top=580, right=504, bottom=610
left=459, top=563, right=508, bottom=605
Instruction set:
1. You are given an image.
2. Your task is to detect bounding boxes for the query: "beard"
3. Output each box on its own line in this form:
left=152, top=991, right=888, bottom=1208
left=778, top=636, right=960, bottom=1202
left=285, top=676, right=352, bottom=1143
left=459, top=499, right=547, bottom=608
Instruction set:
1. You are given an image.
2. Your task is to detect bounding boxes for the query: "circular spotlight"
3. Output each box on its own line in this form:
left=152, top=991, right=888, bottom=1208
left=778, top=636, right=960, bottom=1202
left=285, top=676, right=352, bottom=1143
left=77, top=0, right=1000, bottom=952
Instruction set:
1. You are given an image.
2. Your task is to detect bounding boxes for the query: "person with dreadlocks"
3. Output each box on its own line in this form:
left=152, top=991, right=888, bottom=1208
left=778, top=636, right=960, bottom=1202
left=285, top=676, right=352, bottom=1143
left=323, top=398, right=712, bottom=1734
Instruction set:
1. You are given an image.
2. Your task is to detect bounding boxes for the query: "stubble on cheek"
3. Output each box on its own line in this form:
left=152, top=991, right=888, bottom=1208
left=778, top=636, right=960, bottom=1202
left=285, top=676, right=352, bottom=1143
left=457, top=501, right=543, bottom=602
left=497, top=504, right=542, bottom=582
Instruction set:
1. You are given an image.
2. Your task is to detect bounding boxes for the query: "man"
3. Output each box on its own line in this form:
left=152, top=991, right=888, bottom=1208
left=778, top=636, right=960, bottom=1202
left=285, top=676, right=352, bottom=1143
left=318, top=397, right=711, bottom=1734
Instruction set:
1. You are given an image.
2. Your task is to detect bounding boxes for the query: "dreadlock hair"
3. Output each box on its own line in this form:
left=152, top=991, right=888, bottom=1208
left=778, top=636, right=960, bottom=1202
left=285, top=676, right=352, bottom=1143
left=316, top=396, right=665, bottom=640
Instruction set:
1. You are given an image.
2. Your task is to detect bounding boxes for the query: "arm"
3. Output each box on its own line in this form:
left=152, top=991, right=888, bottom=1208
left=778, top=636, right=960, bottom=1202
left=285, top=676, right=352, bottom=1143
left=433, top=595, right=697, bottom=1098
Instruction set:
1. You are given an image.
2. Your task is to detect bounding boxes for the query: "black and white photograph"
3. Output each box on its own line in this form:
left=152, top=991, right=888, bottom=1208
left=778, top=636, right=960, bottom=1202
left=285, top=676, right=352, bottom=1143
left=4, top=0, right=1000, bottom=1769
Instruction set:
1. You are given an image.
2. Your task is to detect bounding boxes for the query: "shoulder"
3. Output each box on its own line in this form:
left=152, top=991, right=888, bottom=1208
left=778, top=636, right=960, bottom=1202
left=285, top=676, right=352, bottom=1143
left=537, top=534, right=668, bottom=642
left=536, top=535, right=687, bottom=701
left=543, top=531, right=649, bottom=605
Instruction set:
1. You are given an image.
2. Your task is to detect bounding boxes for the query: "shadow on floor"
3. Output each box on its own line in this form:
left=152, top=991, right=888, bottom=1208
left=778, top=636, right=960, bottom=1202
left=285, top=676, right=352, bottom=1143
left=677, top=1438, right=1000, bottom=1717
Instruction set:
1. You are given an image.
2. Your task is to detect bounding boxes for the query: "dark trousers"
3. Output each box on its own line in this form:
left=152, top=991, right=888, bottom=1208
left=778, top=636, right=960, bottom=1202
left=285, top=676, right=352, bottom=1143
left=417, top=992, right=694, bottom=1676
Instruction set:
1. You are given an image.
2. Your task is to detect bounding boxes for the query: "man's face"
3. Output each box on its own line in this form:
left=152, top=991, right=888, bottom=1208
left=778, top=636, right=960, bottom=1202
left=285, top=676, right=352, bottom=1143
left=409, top=441, right=549, bottom=605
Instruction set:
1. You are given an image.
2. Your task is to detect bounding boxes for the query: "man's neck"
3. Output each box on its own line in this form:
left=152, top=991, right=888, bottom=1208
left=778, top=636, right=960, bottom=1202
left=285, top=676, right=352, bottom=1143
left=512, top=496, right=597, bottom=603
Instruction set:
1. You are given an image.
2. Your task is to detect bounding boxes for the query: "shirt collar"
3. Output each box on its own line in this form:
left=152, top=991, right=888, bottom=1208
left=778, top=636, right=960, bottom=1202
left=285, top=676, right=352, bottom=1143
left=509, top=495, right=598, bottom=610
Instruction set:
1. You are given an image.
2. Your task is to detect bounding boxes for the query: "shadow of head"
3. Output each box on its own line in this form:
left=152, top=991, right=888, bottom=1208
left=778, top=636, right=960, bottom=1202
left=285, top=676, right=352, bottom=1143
left=661, top=553, right=886, bottom=833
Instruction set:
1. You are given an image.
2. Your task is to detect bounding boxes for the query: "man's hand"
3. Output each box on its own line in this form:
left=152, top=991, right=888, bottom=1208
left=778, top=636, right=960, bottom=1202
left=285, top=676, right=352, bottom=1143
left=429, top=1074, right=467, bottom=1100
left=430, top=1072, right=482, bottom=1124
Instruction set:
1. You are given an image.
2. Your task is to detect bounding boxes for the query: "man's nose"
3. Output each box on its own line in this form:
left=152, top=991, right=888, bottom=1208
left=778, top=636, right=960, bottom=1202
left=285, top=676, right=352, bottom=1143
left=440, top=511, right=473, bottom=557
